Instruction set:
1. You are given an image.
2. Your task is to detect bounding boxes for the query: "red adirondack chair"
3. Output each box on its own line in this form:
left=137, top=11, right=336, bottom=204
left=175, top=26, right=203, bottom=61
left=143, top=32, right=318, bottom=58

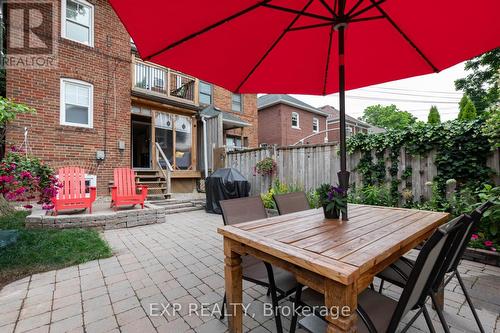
left=111, top=168, right=148, bottom=210
left=52, top=167, right=96, bottom=215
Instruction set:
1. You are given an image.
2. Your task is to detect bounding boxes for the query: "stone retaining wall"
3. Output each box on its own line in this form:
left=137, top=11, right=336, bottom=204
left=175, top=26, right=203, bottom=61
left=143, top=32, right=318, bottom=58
left=25, top=205, right=166, bottom=230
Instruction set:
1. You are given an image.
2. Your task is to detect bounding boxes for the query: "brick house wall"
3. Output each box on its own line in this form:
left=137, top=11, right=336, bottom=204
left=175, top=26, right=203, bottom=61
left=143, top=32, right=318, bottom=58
left=259, top=104, right=327, bottom=146
left=6, top=0, right=132, bottom=195
left=212, top=86, right=258, bottom=148
left=327, top=121, right=368, bottom=143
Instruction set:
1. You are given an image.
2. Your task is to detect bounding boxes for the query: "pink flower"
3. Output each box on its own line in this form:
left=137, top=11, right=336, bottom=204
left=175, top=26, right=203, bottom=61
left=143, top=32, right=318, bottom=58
left=23, top=204, right=33, bottom=209
left=491, top=247, right=497, bottom=252
left=20, top=170, right=32, bottom=179
left=470, top=234, right=479, bottom=240
left=484, top=240, right=493, bottom=247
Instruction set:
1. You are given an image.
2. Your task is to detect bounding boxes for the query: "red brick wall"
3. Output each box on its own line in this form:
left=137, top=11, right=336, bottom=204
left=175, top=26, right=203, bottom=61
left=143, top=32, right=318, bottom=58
left=6, top=0, right=132, bottom=195
left=259, top=104, right=327, bottom=146
left=327, top=121, right=368, bottom=143
left=213, top=86, right=258, bottom=148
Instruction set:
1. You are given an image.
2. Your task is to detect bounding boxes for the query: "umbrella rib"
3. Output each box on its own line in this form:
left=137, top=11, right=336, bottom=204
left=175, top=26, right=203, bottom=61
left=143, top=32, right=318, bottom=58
left=319, top=0, right=338, bottom=18
left=368, top=0, right=439, bottom=72
left=262, top=3, right=333, bottom=22
left=289, top=21, right=335, bottom=31
left=235, top=0, right=316, bottom=92
left=143, top=0, right=271, bottom=61
left=323, top=26, right=335, bottom=95
left=350, top=0, right=386, bottom=19
left=346, top=0, right=365, bottom=17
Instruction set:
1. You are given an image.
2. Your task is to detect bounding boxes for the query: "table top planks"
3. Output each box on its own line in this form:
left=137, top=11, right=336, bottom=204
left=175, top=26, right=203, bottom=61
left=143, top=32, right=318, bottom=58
left=218, top=204, right=450, bottom=285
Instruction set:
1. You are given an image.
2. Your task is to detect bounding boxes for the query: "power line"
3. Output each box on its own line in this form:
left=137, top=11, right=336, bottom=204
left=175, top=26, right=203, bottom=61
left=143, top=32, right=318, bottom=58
left=358, top=88, right=463, bottom=99
left=365, top=86, right=462, bottom=95
left=345, top=95, right=460, bottom=104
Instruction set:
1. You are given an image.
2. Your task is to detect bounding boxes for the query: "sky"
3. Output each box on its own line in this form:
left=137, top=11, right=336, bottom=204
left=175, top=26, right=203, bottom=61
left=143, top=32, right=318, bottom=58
left=288, top=62, right=467, bottom=122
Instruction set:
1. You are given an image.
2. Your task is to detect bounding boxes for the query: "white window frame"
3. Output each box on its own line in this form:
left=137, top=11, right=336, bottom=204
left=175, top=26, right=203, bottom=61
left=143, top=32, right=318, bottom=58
left=312, top=117, right=319, bottom=133
left=231, top=93, right=242, bottom=112
left=199, top=81, right=212, bottom=105
left=291, top=112, right=300, bottom=129
left=60, top=78, right=94, bottom=128
left=61, top=0, right=95, bottom=47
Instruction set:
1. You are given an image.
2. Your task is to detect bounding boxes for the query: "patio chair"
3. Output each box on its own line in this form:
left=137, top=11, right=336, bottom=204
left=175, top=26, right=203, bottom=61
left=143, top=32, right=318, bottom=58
left=376, top=200, right=494, bottom=333
left=110, top=168, right=148, bottom=210
left=273, top=192, right=310, bottom=215
left=51, top=166, right=96, bottom=215
left=219, top=196, right=301, bottom=333
left=289, top=214, right=471, bottom=333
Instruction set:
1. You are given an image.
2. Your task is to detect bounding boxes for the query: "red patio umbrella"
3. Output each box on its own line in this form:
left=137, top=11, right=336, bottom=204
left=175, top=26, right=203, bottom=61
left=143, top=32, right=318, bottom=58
left=109, top=0, right=500, bottom=219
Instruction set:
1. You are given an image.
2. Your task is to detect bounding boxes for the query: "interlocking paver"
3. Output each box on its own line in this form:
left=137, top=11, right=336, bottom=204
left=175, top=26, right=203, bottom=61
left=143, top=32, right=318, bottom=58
left=1, top=210, right=499, bottom=332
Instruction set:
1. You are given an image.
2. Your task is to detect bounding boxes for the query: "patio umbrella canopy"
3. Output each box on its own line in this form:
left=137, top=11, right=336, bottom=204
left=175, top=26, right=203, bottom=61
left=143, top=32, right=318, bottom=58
left=109, top=0, right=500, bottom=219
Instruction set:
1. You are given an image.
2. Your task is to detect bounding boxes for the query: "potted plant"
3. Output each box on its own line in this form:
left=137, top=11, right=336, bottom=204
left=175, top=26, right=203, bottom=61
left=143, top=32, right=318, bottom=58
left=316, top=183, right=347, bottom=219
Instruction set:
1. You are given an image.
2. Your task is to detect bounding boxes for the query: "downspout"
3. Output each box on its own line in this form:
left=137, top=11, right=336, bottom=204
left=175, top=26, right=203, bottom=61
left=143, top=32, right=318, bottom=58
left=201, top=115, right=209, bottom=178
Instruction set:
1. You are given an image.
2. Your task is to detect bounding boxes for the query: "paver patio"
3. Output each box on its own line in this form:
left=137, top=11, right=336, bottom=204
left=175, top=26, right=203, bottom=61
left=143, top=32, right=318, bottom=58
left=0, top=210, right=499, bottom=333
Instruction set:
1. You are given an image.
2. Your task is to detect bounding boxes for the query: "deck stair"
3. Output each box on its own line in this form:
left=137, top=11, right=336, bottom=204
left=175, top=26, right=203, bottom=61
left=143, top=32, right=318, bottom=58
left=134, top=169, right=171, bottom=199
left=148, top=198, right=205, bottom=214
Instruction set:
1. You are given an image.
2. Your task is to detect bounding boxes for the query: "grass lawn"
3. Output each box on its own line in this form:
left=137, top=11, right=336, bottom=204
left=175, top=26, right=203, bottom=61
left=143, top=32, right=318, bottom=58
left=0, top=211, right=112, bottom=289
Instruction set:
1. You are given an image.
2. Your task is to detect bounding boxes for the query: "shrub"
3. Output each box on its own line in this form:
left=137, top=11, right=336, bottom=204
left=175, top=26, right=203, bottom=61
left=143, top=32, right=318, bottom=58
left=260, top=179, right=316, bottom=210
left=0, top=148, right=60, bottom=209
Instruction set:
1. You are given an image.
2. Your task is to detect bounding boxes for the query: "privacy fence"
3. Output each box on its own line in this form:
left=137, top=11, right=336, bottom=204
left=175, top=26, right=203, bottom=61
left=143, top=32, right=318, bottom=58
left=225, top=143, right=500, bottom=199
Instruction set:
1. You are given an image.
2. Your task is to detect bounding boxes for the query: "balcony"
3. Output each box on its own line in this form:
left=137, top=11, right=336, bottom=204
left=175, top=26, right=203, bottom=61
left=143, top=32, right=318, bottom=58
left=132, top=57, right=199, bottom=105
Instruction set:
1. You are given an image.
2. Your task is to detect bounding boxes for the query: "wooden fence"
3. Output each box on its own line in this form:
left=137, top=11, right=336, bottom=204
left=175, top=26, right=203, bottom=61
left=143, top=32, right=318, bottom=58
left=225, top=143, right=500, bottom=199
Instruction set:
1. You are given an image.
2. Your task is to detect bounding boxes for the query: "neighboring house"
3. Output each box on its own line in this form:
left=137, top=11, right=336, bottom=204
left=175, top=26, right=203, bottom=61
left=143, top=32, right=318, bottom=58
left=5, top=0, right=257, bottom=196
left=320, top=105, right=385, bottom=143
left=258, top=94, right=329, bottom=146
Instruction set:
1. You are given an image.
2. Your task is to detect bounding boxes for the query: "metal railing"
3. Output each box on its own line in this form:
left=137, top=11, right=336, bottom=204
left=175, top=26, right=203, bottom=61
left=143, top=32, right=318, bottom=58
left=155, top=142, right=172, bottom=195
left=132, top=58, right=197, bottom=104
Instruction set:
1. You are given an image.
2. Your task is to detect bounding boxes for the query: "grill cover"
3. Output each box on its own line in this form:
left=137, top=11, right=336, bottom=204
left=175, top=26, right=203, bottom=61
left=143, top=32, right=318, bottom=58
left=205, top=168, right=250, bottom=214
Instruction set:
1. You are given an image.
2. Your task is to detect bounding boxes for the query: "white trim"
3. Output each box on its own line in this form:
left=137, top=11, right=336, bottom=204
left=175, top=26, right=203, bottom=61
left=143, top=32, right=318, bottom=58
left=61, top=0, right=94, bottom=47
left=291, top=112, right=300, bottom=129
left=312, top=117, right=319, bottom=133
left=60, top=78, right=94, bottom=128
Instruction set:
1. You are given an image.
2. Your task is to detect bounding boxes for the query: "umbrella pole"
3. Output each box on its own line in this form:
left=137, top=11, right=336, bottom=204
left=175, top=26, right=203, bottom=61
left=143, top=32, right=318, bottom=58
left=337, top=24, right=350, bottom=221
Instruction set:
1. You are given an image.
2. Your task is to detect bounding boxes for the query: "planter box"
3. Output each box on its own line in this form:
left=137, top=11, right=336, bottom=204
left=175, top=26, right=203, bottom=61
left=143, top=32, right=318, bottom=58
left=462, top=247, right=500, bottom=267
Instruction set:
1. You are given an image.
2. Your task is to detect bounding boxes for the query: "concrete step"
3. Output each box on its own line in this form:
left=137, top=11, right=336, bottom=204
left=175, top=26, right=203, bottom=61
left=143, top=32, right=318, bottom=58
left=164, top=206, right=204, bottom=214
left=155, top=202, right=194, bottom=209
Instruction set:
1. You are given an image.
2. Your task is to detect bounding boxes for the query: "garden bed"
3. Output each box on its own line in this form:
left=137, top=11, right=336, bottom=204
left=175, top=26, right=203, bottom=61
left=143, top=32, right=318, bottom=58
left=463, top=247, right=500, bottom=267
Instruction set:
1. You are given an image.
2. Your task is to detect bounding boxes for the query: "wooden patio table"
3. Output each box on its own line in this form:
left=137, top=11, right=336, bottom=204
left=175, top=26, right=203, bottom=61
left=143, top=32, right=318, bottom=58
left=218, top=204, right=449, bottom=333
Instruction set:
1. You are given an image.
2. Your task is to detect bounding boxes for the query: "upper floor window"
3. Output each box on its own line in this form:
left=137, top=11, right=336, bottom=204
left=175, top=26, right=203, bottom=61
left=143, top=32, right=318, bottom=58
left=312, top=118, right=319, bottom=133
left=232, top=93, right=242, bottom=112
left=62, top=0, right=94, bottom=46
left=60, top=78, right=93, bottom=128
left=199, top=82, right=212, bottom=105
left=291, top=112, right=299, bottom=128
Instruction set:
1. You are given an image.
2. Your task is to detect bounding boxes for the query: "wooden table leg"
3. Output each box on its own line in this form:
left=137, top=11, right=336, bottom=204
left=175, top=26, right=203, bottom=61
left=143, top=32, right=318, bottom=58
left=224, top=238, right=243, bottom=333
left=324, top=279, right=357, bottom=333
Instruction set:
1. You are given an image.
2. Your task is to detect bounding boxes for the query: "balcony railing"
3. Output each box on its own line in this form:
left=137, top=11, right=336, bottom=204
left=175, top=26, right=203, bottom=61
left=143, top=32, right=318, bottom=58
left=132, top=58, right=198, bottom=105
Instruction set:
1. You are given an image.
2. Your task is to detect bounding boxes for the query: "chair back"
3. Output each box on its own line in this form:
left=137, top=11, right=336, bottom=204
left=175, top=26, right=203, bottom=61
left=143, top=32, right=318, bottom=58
left=446, top=200, right=494, bottom=273
left=57, top=166, right=87, bottom=200
left=273, top=192, right=310, bottom=215
left=114, top=168, right=137, bottom=197
left=219, top=196, right=267, bottom=226
left=388, top=215, right=470, bottom=333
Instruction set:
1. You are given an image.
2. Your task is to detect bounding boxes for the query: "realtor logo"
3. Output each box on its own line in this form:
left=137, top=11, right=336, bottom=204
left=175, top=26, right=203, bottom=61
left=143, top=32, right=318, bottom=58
left=1, top=0, right=57, bottom=68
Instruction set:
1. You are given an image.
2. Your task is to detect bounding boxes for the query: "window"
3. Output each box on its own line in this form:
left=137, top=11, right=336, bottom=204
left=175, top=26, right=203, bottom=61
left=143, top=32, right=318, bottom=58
left=312, top=118, right=319, bottom=133
left=154, top=112, right=193, bottom=170
left=291, top=112, right=299, bottom=128
left=226, top=136, right=242, bottom=150
left=199, top=82, right=212, bottom=105
left=60, top=78, right=93, bottom=128
left=62, top=0, right=94, bottom=46
left=231, top=93, right=242, bottom=112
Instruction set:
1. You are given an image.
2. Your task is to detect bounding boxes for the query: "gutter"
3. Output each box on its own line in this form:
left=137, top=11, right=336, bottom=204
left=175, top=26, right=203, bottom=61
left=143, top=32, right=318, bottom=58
left=201, top=115, right=209, bottom=178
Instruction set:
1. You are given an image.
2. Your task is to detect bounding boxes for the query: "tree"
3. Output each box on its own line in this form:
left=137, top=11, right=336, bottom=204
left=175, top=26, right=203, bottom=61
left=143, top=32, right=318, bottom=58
left=458, top=98, right=478, bottom=121
left=360, top=104, right=417, bottom=130
left=482, top=105, right=500, bottom=149
left=455, top=48, right=500, bottom=113
left=427, top=105, right=441, bottom=124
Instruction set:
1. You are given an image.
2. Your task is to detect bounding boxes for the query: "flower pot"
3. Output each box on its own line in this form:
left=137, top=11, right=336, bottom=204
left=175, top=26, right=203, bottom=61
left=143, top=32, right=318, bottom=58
left=322, top=205, right=339, bottom=219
